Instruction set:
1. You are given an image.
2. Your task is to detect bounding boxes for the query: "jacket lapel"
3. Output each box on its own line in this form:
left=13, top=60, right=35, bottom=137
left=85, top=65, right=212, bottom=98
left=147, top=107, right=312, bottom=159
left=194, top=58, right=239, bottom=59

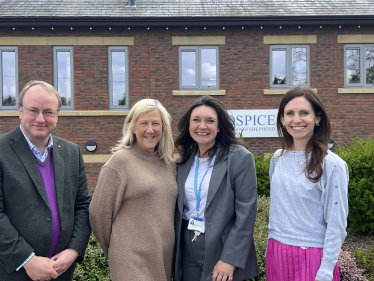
left=10, top=126, right=50, bottom=207
left=206, top=147, right=228, bottom=209
left=51, top=136, right=65, bottom=215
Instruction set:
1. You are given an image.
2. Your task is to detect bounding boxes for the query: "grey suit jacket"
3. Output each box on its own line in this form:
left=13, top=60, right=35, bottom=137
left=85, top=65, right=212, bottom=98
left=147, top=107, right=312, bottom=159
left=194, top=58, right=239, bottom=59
left=174, top=144, right=259, bottom=281
left=0, top=126, right=92, bottom=281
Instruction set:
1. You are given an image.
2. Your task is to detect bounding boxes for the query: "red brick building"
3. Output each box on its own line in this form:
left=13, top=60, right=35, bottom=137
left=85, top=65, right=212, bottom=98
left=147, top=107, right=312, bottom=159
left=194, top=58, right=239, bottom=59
left=0, top=0, right=373, bottom=191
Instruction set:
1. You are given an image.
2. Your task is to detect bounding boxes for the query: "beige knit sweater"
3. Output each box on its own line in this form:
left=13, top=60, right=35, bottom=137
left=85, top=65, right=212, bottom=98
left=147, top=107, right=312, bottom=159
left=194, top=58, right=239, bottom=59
left=89, top=142, right=178, bottom=281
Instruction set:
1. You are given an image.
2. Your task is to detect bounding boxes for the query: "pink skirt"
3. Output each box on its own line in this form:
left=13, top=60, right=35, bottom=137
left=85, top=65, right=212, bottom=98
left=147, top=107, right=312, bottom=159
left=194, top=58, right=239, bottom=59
left=266, top=238, right=340, bottom=281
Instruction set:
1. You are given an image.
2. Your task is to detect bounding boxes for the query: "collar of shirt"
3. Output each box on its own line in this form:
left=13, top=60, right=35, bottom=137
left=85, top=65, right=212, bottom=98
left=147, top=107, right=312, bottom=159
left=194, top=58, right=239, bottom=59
left=20, top=125, right=54, bottom=162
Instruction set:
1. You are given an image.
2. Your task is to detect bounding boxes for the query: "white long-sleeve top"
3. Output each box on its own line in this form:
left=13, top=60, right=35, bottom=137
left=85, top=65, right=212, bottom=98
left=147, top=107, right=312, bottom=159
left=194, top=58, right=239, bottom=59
left=183, top=155, right=216, bottom=220
left=268, top=150, right=349, bottom=281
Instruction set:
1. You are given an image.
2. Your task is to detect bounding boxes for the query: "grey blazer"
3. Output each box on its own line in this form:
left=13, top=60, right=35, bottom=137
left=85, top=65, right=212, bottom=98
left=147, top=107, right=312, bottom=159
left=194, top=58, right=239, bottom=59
left=174, top=144, right=259, bottom=281
left=0, top=126, right=92, bottom=281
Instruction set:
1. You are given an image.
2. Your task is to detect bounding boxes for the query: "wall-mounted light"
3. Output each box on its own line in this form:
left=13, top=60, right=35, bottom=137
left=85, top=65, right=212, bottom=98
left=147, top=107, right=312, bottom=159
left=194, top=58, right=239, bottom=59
left=70, top=26, right=73, bottom=30
left=320, top=25, right=323, bottom=28
left=185, top=27, right=187, bottom=30
left=223, top=26, right=225, bottom=30
left=328, top=139, right=335, bottom=150
left=261, top=26, right=263, bottom=29
left=90, top=26, right=92, bottom=30
left=358, top=25, right=361, bottom=28
left=147, top=27, right=150, bottom=30
left=279, top=25, right=282, bottom=29
left=298, top=25, right=301, bottom=29
left=85, top=140, right=97, bottom=152
left=166, top=26, right=168, bottom=30
left=339, top=25, right=342, bottom=28
left=12, top=27, right=15, bottom=30
left=51, top=26, right=54, bottom=30
left=128, top=27, right=131, bottom=30
left=32, top=27, right=34, bottom=30
left=109, top=27, right=111, bottom=30
left=242, top=26, right=244, bottom=29
left=204, top=26, right=206, bottom=30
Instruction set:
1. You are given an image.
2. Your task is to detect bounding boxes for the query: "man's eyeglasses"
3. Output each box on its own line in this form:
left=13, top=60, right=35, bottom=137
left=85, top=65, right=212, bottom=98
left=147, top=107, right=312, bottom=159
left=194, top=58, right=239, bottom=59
left=21, top=106, right=59, bottom=117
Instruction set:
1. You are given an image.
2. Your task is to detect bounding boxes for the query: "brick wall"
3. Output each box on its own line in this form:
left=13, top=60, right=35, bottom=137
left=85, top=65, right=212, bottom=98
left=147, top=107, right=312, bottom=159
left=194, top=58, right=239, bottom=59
left=1, top=25, right=373, bottom=191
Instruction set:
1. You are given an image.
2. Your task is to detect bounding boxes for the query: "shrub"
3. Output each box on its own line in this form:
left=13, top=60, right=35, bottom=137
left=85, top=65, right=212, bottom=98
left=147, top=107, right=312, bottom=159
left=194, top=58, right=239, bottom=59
left=352, top=247, right=374, bottom=280
left=253, top=153, right=271, bottom=197
left=73, top=233, right=111, bottom=281
left=335, top=135, right=374, bottom=234
left=247, top=196, right=270, bottom=281
left=338, top=249, right=368, bottom=281
left=240, top=138, right=271, bottom=197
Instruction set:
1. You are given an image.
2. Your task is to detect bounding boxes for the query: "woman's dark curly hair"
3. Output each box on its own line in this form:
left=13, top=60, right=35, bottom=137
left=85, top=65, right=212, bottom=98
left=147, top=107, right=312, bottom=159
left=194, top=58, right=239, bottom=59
left=175, top=96, right=242, bottom=166
left=277, top=87, right=331, bottom=182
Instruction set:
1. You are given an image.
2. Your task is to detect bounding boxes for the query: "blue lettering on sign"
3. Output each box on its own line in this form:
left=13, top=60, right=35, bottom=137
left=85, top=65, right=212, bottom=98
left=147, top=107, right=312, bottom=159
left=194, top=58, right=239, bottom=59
left=236, top=115, right=243, bottom=126
left=245, top=115, right=252, bottom=126
left=231, top=114, right=277, bottom=127
left=235, top=127, right=276, bottom=132
left=258, top=115, right=266, bottom=126
left=268, top=115, right=275, bottom=126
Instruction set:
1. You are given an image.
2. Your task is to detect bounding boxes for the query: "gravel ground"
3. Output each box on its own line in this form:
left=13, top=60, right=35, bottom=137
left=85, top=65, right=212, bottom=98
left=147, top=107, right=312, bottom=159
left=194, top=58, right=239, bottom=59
left=342, top=230, right=374, bottom=253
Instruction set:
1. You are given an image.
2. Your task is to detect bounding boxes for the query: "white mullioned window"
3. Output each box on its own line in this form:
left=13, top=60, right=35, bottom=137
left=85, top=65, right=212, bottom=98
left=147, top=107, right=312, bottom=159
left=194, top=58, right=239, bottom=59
left=53, top=46, right=74, bottom=109
left=178, top=46, right=219, bottom=91
left=0, top=46, right=18, bottom=110
left=108, top=46, right=129, bottom=109
left=270, top=45, right=310, bottom=89
left=344, top=44, right=374, bottom=88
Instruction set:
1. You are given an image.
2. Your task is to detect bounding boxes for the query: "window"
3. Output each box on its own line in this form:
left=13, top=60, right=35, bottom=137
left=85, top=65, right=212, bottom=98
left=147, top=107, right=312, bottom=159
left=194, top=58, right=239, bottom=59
left=178, top=46, right=219, bottom=91
left=108, top=46, right=129, bottom=109
left=270, top=45, right=310, bottom=89
left=0, top=47, right=18, bottom=110
left=53, top=46, right=74, bottom=109
left=344, top=44, right=374, bottom=88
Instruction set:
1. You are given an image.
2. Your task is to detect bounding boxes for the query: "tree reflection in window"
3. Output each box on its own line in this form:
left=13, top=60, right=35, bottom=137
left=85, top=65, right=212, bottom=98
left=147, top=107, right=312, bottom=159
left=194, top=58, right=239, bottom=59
left=292, top=47, right=307, bottom=86
left=270, top=45, right=309, bottom=89
left=2, top=50, right=17, bottom=107
left=366, top=46, right=374, bottom=84
left=347, top=48, right=360, bottom=84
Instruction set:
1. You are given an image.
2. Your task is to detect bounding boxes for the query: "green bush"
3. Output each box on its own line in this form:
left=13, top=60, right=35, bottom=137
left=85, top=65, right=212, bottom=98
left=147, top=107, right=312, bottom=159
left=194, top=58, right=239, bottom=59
left=240, top=136, right=271, bottom=197
left=247, top=196, right=270, bottom=281
left=338, top=249, right=368, bottom=281
left=73, top=233, right=111, bottom=281
left=335, top=135, right=374, bottom=234
left=352, top=247, right=374, bottom=280
left=253, top=152, right=271, bottom=197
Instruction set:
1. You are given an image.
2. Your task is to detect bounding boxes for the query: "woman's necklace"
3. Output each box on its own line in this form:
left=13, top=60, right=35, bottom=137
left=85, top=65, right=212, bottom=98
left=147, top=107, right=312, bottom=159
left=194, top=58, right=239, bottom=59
left=291, top=151, right=305, bottom=166
left=290, top=151, right=309, bottom=176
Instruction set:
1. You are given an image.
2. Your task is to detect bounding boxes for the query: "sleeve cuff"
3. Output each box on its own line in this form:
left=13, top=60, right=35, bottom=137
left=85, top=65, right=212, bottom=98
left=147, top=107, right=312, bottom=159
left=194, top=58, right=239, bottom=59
left=315, top=258, right=336, bottom=281
left=16, top=252, right=35, bottom=271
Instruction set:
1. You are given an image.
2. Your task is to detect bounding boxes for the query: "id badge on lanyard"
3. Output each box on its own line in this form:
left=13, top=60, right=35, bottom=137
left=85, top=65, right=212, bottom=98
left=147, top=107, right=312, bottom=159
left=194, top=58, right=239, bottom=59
left=187, top=217, right=205, bottom=233
left=189, top=151, right=214, bottom=235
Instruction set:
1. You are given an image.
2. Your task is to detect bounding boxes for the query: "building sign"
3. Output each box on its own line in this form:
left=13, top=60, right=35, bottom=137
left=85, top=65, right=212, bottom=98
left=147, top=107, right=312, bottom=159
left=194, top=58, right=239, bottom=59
left=229, top=109, right=279, bottom=138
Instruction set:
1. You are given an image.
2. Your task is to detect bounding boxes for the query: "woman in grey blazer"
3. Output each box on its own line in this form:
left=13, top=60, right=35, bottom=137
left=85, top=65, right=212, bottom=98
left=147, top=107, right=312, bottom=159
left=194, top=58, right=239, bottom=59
left=174, top=96, right=259, bottom=281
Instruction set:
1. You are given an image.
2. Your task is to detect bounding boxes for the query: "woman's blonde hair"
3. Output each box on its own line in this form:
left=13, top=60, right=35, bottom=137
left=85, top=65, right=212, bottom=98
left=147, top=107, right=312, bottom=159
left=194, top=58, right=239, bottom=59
left=112, top=99, right=174, bottom=164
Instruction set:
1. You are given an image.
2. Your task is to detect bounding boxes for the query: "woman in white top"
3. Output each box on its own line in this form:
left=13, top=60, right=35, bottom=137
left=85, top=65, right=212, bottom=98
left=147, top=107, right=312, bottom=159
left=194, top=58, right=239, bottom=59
left=266, top=87, right=349, bottom=281
left=173, top=96, right=259, bottom=281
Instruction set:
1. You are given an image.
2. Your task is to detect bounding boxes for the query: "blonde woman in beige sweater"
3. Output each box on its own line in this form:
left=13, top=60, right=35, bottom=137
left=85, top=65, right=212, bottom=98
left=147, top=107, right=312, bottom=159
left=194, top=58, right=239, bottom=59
left=89, top=99, right=177, bottom=281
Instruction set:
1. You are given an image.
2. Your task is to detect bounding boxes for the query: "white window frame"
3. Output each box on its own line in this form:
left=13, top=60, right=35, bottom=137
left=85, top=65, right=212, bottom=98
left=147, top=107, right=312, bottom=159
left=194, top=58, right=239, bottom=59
left=269, top=45, right=310, bottom=89
left=344, top=44, right=374, bottom=88
left=108, top=46, right=129, bottom=110
left=178, top=46, right=219, bottom=91
left=0, top=46, right=18, bottom=110
left=53, top=46, right=74, bottom=110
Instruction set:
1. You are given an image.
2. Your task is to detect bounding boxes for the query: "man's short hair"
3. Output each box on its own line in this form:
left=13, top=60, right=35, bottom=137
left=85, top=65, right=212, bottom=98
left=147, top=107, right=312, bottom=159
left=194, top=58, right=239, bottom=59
left=18, top=80, right=62, bottom=110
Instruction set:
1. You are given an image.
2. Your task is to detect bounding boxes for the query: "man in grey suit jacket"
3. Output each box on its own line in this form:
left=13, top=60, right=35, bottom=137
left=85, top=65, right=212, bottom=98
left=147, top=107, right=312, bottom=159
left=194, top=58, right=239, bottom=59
left=0, top=81, right=91, bottom=281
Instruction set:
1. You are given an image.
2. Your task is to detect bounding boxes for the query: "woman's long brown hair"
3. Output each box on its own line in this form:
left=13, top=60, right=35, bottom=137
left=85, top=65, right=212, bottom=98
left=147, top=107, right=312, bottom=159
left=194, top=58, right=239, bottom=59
left=276, top=88, right=331, bottom=182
